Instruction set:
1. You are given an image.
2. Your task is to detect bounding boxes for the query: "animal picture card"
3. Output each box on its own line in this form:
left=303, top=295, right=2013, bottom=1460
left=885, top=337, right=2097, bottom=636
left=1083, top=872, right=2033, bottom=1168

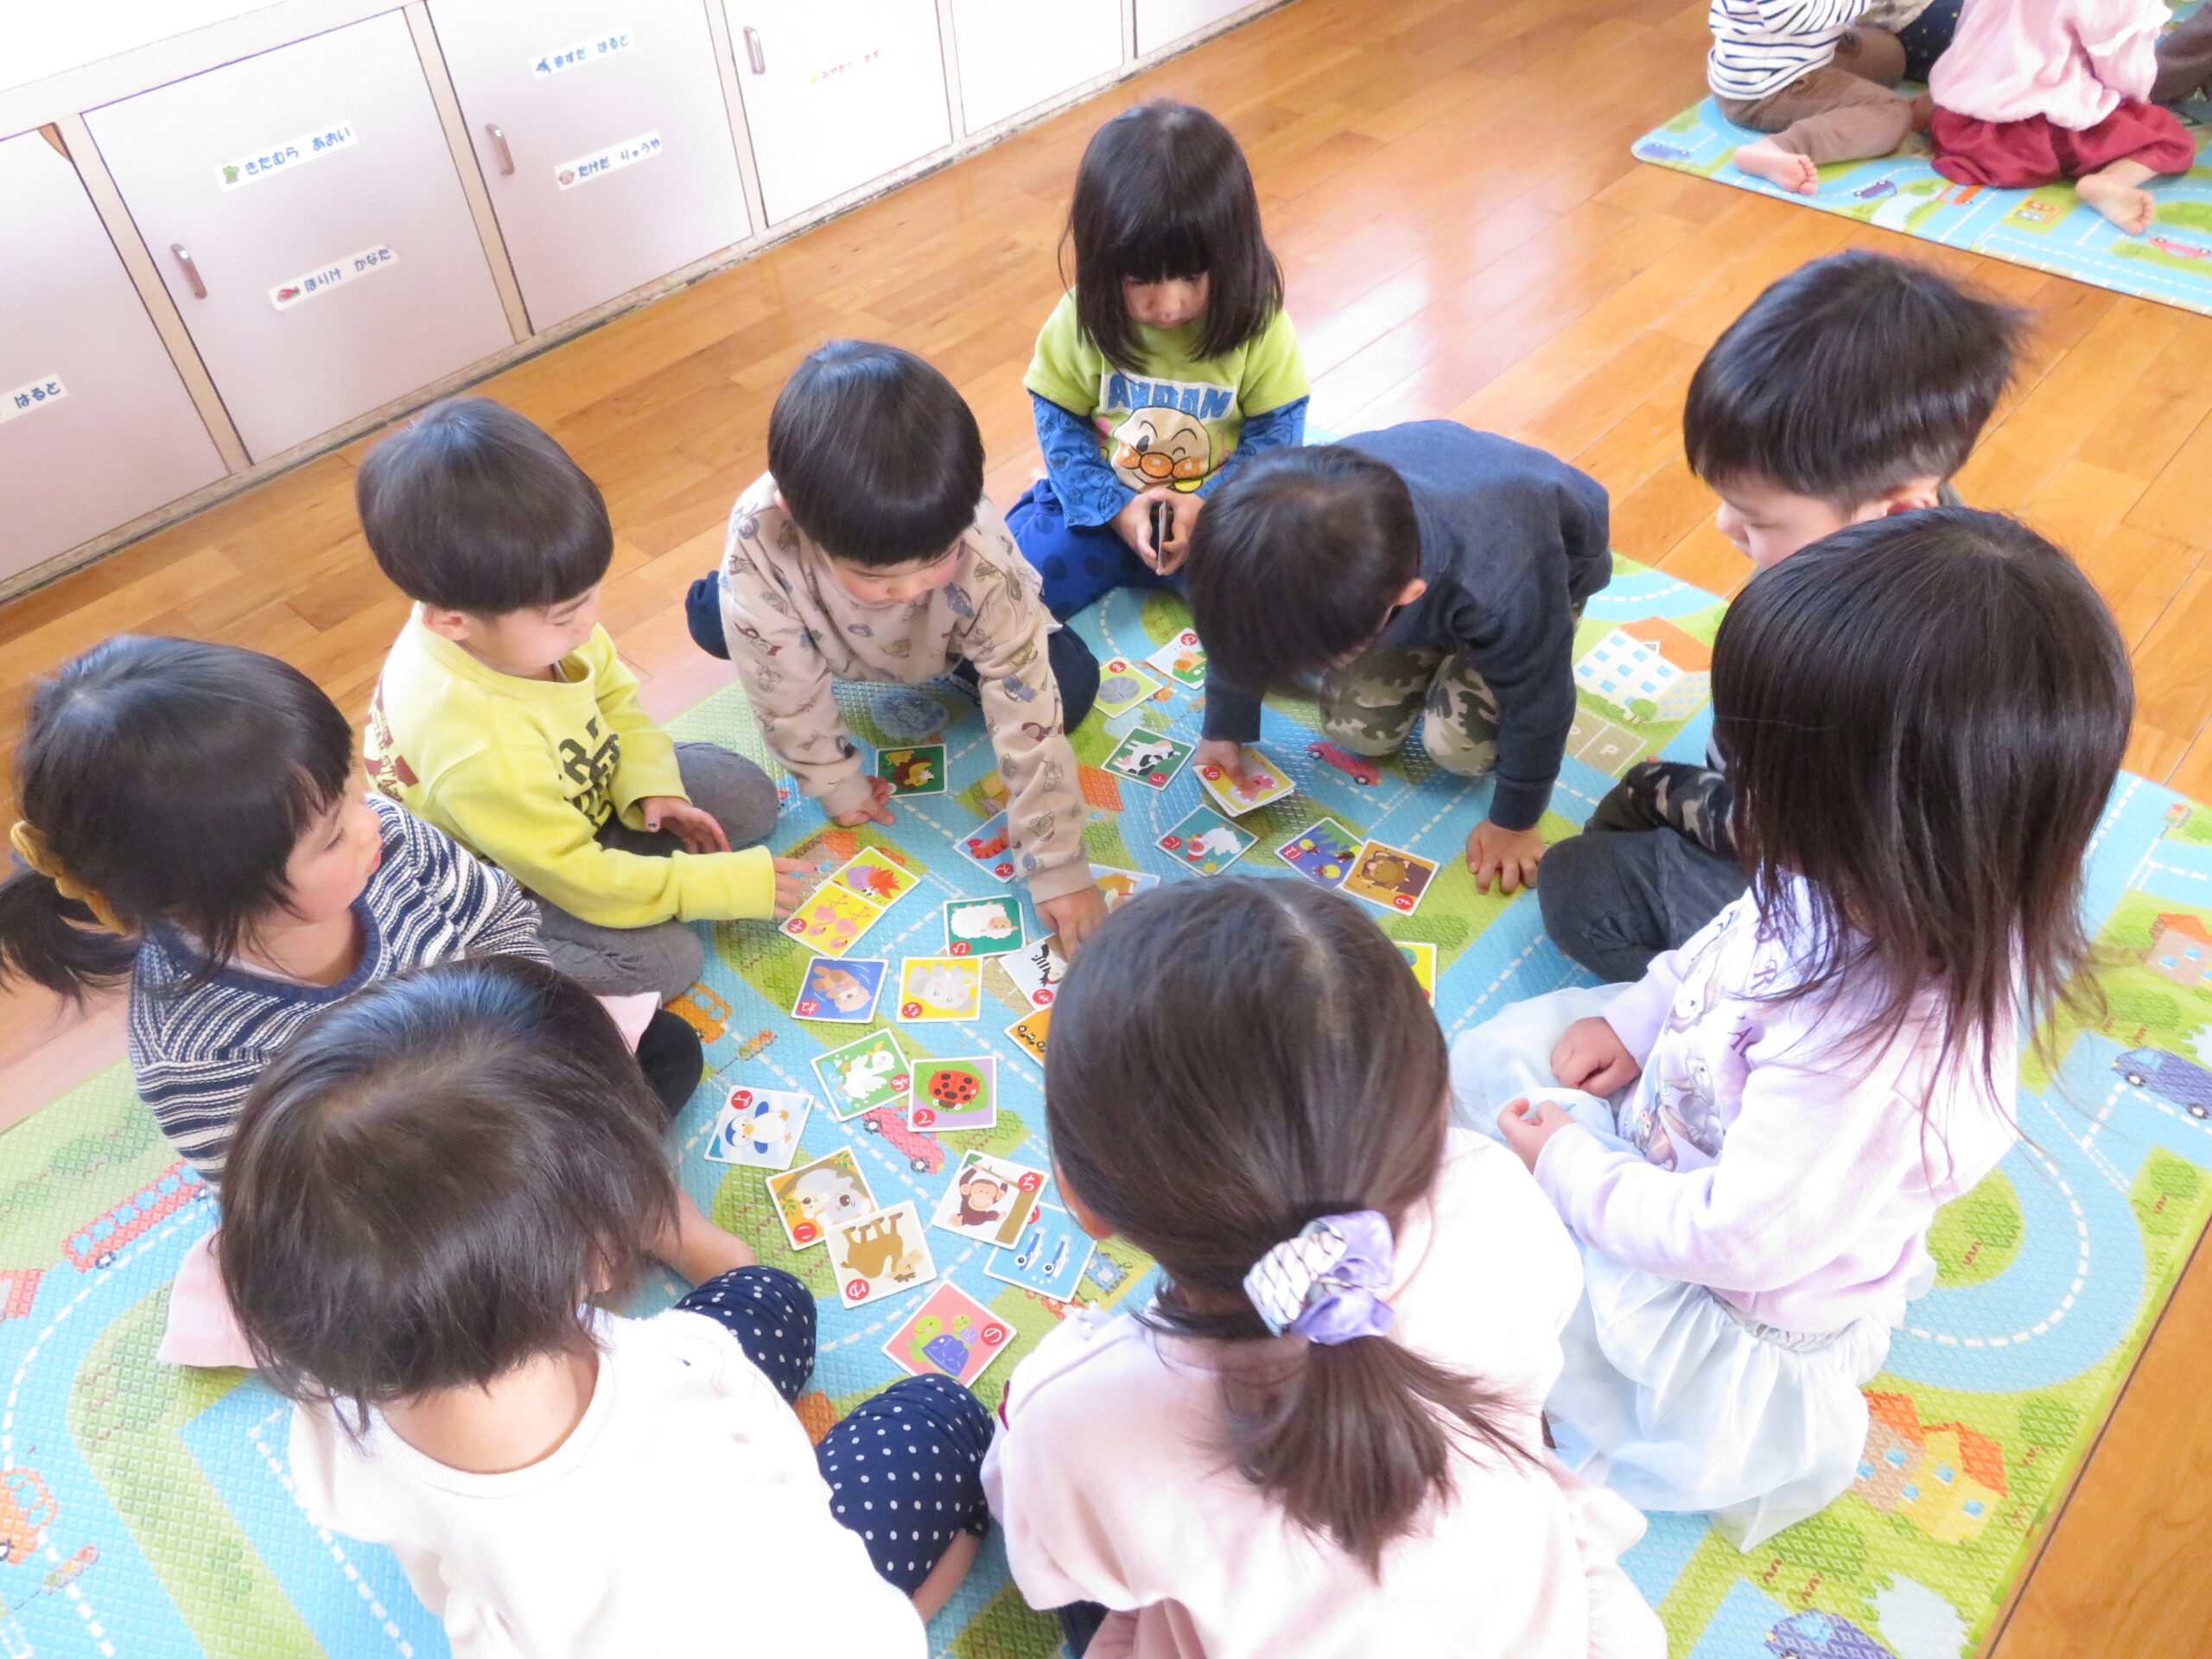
left=930, top=1148, right=1048, bottom=1246
left=832, top=847, right=922, bottom=907
left=812, top=1028, right=913, bottom=1119
left=1004, top=1005, right=1051, bottom=1063
left=1093, top=658, right=1165, bottom=719
left=1090, top=863, right=1160, bottom=913
left=825, top=1200, right=937, bottom=1308
left=957, top=811, right=1018, bottom=881
left=1195, top=746, right=1294, bottom=817
left=1159, top=807, right=1257, bottom=874
left=791, top=956, right=887, bottom=1024
left=1102, top=728, right=1194, bottom=791
left=875, top=744, right=945, bottom=797
left=899, top=957, right=982, bottom=1021
left=986, top=1203, right=1096, bottom=1302
left=1145, top=628, right=1207, bottom=690
left=1000, top=937, right=1067, bottom=1010
left=782, top=881, right=883, bottom=953
left=942, top=894, right=1024, bottom=957
left=909, top=1055, right=998, bottom=1134
left=1399, top=940, right=1438, bottom=1005
left=1342, top=841, right=1440, bottom=914
left=1274, top=818, right=1362, bottom=888
left=882, top=1281, right=1014, bottom=1389
left=766, top=1148, right=876, bottom=1249
left=706, top=1086, right=813, bottom=1170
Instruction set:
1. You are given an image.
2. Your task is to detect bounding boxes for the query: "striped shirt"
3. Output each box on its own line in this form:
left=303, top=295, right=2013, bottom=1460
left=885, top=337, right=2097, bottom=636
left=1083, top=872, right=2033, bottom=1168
left=127, top=796, right=546, bottom=1185
left=1708, top=0, right=1867, bottom=100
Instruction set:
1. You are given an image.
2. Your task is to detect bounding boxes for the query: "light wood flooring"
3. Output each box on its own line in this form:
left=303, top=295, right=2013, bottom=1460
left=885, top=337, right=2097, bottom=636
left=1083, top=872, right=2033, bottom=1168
left=3, top=1, right=2210, bottom=1651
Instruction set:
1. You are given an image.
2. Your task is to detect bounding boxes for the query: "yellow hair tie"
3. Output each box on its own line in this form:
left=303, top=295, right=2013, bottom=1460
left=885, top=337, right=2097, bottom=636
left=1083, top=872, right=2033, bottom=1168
left=9, top=820, right=129, bottom=935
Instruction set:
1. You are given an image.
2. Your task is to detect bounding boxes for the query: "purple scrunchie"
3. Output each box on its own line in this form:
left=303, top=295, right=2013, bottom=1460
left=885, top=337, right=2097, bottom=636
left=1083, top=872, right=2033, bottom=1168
left=1241, top=1211, right=1397, bottom=1344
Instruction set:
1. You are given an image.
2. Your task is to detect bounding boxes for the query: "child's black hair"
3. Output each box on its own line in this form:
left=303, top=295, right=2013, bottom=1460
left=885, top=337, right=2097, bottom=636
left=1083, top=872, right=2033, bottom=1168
left=1182, top=445, right=1419, bottom=695
left=1068, top=99, right=1283, bottom=374
left=1684, top=251, right=2022, bottom=508
left=219, top=955, right=676, bottom=1414
left=1046, top=877, right=1529, bottom=1573
left=1715, top=507, right=2131, bottom=1086
left=356, top=397, right=613, bottom=613
left=0, top=637, right=354, bottom=996
left=766, top=340, right=985, bottom=568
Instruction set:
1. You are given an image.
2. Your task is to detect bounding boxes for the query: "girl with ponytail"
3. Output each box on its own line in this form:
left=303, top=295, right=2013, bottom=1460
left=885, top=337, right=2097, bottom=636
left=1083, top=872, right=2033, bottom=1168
left=983, top=877, right=1662, bottom=1658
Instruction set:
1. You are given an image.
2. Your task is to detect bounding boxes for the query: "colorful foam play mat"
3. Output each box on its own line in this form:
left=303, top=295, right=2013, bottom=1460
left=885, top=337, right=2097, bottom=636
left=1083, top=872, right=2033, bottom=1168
left=1633, top=70, right=2212, bottom=319
left=4, top=561, right=2210, bottom=1657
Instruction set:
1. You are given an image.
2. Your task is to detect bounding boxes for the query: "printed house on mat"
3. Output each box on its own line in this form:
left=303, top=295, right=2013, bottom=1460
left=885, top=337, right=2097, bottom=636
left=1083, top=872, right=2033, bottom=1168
left=1854, top=1392, right=2008, bottom=1543
left=2145, top=912, right=2212, bottom=988
left=1575, top=618, right=1712, bottom=723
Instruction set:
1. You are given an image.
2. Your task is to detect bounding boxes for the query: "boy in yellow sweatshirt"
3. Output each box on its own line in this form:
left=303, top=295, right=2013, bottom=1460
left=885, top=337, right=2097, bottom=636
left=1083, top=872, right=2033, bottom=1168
left=360, top=399, right=813, bottom=998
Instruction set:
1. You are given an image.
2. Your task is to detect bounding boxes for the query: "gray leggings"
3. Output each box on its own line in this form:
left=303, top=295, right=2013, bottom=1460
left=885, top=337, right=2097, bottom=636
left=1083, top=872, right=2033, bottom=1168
left=532, top=742, right=780, bottom=999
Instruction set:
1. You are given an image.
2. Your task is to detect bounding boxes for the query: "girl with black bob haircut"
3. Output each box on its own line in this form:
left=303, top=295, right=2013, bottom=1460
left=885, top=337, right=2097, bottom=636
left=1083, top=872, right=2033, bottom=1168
left=222, top=955, right=991, bottom=1654
left=1007, top=99, right=1312, bottom=619
left=985, top=878, right=1663, bottom=1657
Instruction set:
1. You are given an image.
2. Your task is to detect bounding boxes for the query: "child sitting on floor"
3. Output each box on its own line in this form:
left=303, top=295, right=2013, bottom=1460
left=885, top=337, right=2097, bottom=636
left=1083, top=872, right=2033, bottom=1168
left=359, top=398, right=813, bottom=1000
left=1455, top=509, right=2132, bottom=1548
left=1929, top=0, right=2197, bottom=236
left=686, top=341, right=1113, bottom=953
left=1007, top=99, right=1308, bottom=616
left=220, top=956, right=988, bottom=1657
left=1710, top=1, right=1929, bottom=195
left=1541, top=251, right=2021, bottom=981
left=1182, top=425, right=1610, bottom=895
left=987, top=877, right=1662, bottom=1658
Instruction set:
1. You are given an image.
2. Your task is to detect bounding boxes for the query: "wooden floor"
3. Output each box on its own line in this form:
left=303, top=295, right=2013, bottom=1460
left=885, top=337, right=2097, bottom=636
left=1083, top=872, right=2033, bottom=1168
left=3, top=0, right=2210, bottom=1650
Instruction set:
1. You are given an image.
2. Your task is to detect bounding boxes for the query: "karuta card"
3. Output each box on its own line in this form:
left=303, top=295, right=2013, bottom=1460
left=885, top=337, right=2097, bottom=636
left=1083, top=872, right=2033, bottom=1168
left=833, top=847, right=922, bottom=907
left=1004, top=1005, right=1051, bottom=1062
left=783, top=882, right=884, bottom=952
left=986, top=1203, right=1096, bottom=1302
left=791, top=956, right=887, bottom=1024
left=1195, top=746, right=1295, bottom=817
left=899, top=957, right=983, bottom=1021
left=930, top=1148, right=1048, bottom=1246
left=1093, top=658, right=1165, bottom=718
left=1274, top=818, right=1362, bottom=888
left=875, top=743, right=946, bottom=797
left=1000, top=937, right=1067, bottom=1010
left=826, top=1199, right=937, bottom=1308
left=1145, top=628, right=1207, bottom=690
left=942, top=894, right=1024, bottom=957
left=766, top=1148, right=876, bottom=1249
left=882, top=1281, right=1014, bottom=1388
left=1398, top=941, right=1438, bottom=1006
left=812, top=1028, right=913, bottom=1119
left=908, top=1055, right=998, bottom=1134
left=957, top=811, right=1018, bottom=881
left=1102, top=728, right=1194, bottom=791
left=706, top=1085, right=813, bottom=1170
left=1090, top=863, right=1160, bottom=913
left=1342, top=840, right=1440, bottom=914
left=1158, top=807, right=1256, bottom=875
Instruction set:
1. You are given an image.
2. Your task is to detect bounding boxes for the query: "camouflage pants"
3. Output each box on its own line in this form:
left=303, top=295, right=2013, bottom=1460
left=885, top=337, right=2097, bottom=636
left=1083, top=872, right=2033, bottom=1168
left=1588, top=760, right=1738, bottom=861
left=1319, top=645, right=1500, bottom=778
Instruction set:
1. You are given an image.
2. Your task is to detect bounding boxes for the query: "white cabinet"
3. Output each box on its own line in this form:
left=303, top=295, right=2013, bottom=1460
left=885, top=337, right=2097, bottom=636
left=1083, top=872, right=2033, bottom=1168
left=82, top=12, right=514, bottom=462
left=0, top=132, right=227, bottom=582
left=950, top=0, right=1123, bottom=134
left=1136, top=0, right=1250, bottom=56
left=721, top=0, right=951, bottom=226
left=428, top=0, right=753, bottom=331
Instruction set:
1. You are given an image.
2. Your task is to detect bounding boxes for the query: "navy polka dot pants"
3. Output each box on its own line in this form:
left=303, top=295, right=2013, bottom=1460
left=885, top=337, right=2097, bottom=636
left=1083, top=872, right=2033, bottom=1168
left=678, top=1267, right=994, bottom=1595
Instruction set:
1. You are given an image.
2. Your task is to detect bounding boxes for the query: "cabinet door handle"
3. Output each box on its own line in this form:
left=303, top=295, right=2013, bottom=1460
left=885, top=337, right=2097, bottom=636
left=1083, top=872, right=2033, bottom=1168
left=169, top=242, right=207, bottom=299
left=743, top=26, right=766, bottom=73
left=485, top=123, right=516, bottom=176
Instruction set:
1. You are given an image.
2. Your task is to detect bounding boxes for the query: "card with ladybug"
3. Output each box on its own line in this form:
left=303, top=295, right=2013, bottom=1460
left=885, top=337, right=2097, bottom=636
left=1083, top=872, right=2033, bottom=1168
left=907, top=1055, right=997, bottom=1134
left=930, top=1147, right=1047, bottom=1246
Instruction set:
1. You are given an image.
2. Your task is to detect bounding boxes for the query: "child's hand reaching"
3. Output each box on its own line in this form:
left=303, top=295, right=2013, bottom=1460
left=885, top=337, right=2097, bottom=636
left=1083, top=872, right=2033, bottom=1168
left=1193, top=738, right=1246, bottom=784
left=1036, top=885, right=1109, bottom=956
left=640, top=797, right=729, bottom=854
left=1497, top=1097, right=1575, bottom=1172
left=1466, top=818, right=1545, bottom=894
left=771, top=857, right=820, bottom=922
left=831, top=775, right=897, bottom=828
left=1551, top=1015, right=1641, bottom=1096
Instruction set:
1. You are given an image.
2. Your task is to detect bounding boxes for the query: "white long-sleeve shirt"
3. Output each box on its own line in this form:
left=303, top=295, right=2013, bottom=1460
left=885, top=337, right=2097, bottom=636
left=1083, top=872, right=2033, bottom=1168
left=1929, top=0, right=2164, bottom=130
left=1535, top=880, right=2018, bottom=1334
left=1707, top=0, right=1870, bottom=100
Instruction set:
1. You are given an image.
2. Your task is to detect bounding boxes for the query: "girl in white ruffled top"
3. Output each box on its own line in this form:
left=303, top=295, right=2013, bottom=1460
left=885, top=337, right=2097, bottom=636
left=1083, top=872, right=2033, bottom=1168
left=1455, top=506, right=2133, bottom=1548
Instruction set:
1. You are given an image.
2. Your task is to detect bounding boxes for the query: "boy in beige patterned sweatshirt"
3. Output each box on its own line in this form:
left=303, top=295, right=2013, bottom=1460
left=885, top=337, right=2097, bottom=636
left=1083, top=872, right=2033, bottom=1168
left=692, top=341, right=1110, bottom=953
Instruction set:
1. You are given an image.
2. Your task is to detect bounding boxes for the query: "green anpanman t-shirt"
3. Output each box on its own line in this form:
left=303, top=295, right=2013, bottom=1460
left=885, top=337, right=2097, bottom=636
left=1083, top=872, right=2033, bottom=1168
left=1023, top=290, right=1309, bottom=494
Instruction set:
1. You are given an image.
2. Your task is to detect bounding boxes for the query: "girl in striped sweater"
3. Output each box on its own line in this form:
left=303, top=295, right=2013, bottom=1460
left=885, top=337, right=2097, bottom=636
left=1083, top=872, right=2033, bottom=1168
left=1709, top=1, right=1929, bottom=196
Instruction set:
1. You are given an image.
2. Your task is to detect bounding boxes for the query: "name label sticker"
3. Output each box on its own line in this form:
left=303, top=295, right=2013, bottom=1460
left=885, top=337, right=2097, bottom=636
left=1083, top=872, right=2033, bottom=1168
left=554, top=130, right=662, bottom=189
left=270, top=244, right=397, bottom=311
left=216, top=123, right=357, bottom=190
left=531, top=31, right=634, bottom=77
left=1, top=375, right=66, bottom=423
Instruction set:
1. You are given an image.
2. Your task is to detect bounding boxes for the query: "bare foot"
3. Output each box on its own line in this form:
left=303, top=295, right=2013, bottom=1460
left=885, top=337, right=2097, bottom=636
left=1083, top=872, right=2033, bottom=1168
left=912, top=1530, right=980, bottom=1622
left=1734, top=138, right=1820, bottom=195
left=2077, top=170, right=2156, bottom=236
left=659, top=1187, right=756, bottom=1284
